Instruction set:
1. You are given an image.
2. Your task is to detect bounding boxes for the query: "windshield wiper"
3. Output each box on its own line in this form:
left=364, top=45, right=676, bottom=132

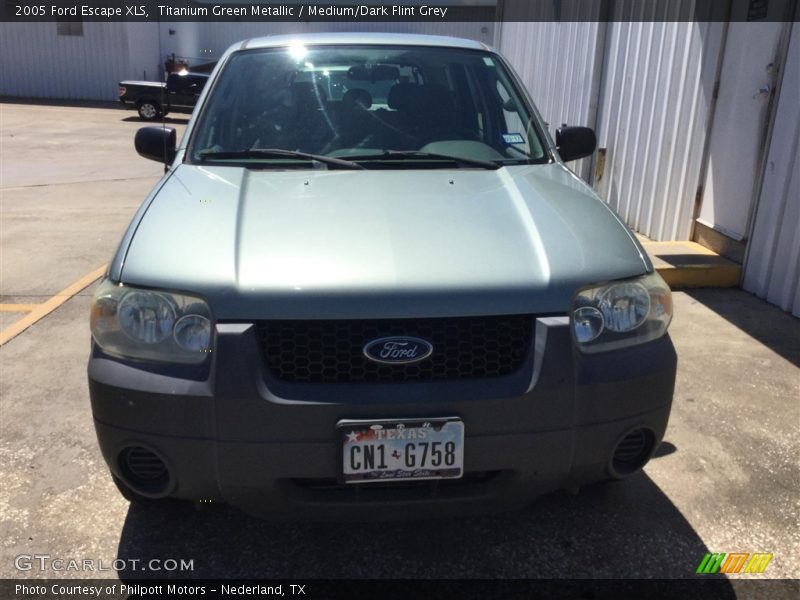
left=347, top=150, right=501, bottom=170
left=198, top=148, right=365, bottom=170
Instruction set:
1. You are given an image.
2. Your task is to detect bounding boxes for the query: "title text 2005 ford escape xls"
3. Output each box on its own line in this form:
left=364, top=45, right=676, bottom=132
left=89, top=34, right=676, bottom=519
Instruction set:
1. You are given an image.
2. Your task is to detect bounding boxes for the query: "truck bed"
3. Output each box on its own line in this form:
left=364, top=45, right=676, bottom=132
left=119, top=80, right=165, bottom=88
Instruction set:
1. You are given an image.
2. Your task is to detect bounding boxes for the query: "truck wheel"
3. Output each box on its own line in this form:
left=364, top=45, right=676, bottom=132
left=137, top=100, right=161, bottom=121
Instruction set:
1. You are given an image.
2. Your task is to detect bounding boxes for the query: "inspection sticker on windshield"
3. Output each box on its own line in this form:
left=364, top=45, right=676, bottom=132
left=338, top=418, right=464, bottom=483
left=503, top=133, right=525, bottom=145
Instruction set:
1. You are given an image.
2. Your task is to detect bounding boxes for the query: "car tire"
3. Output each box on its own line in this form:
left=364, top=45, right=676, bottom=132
left=137, top=100, right=161, bottom=121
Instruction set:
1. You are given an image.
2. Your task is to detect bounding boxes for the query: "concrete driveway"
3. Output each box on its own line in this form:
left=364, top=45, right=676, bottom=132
left=0, top=103, right=798, bottom=589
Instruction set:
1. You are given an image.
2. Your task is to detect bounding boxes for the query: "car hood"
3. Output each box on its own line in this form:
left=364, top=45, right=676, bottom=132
left=120, top=163, right=649, bottom=319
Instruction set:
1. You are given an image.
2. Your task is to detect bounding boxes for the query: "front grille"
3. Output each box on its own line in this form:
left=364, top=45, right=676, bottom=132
left=257, top=315, right=533, bottom=384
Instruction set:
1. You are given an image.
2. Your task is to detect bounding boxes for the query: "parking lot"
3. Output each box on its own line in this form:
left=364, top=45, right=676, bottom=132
left=0, top=102, right=798, bottom=586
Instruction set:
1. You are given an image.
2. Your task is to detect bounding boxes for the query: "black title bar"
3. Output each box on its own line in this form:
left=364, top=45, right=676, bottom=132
left=2, top=0, right=799, bottom=22
left=3, top=578, right=800, bottom=600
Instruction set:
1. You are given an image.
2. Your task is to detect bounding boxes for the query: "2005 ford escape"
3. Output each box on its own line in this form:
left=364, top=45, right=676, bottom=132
left=89, top=33, right=676, bottom=519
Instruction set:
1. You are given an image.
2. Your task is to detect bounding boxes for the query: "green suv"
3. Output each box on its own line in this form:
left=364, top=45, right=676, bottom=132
left=89, top=33, right=675, bottom=519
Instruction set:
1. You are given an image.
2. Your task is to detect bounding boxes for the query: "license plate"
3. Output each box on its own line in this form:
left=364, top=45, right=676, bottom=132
left=338, top=418, right=464, bottom=484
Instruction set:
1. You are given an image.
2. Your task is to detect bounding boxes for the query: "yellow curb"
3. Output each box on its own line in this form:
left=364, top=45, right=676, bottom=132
left=640, top=239, right=742, bottom=289
left=0, top=265, right=107, bottom=346
left=657, top=264, right=742, bottom=289
left=640, top=239, right=719, bottom=254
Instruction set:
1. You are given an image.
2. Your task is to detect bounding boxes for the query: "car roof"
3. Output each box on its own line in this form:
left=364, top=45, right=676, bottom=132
left=238, top=32, right=491, bottom=52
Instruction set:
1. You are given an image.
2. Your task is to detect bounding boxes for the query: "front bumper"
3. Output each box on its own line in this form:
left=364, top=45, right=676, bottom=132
left=88, top=317, right=677, bottom=520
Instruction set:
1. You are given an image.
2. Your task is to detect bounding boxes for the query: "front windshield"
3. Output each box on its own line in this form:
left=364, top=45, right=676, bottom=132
left=188, top=44, right=548, bottom=167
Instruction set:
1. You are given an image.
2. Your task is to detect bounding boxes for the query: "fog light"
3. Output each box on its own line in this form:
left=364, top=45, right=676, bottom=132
left=610, top=428, right=655, bottom=478
left=118, top=446, right=170, bottom=495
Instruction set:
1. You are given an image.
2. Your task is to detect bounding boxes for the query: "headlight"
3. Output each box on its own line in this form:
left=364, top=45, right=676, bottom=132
left=91, top=280, right=213, bottom=363
left=118, top=291, right=176, bottom=344
left=572, top=272, right=672, bottom=353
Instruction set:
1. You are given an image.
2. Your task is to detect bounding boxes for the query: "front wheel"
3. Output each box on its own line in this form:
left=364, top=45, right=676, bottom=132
left=137, top=100, right=161, bottom=121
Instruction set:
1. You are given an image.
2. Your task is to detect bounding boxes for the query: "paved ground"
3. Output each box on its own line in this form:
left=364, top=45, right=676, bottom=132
left=0, top=104, right=798, bottom=587
left=1, top=102, right=183, bottom=298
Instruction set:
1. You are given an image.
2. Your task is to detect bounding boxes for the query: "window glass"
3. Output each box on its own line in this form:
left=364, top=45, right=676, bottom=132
left=190, top=45, right=548, bottom=166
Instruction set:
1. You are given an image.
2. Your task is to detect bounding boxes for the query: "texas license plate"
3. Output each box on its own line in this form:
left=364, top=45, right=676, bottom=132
left=338, top=418, right=464, bottom=484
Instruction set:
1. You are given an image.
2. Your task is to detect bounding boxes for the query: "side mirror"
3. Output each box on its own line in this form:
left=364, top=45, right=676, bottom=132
left=556, top=125, right=597, bottom=162
left=135, top=126, right=177, bottom=167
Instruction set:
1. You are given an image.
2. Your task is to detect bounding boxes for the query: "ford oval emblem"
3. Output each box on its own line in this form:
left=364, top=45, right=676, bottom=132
left=363, top=336, right=433, bottom=365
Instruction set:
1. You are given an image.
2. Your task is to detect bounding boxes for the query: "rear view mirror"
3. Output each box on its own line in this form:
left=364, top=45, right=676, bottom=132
left=556, top=126, right=597, bottom=162
left=347, top=66, right=371, bottom=81
left=135, top=126, right=177, bottom=168
left=347, top=64, right=400, bottom=81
